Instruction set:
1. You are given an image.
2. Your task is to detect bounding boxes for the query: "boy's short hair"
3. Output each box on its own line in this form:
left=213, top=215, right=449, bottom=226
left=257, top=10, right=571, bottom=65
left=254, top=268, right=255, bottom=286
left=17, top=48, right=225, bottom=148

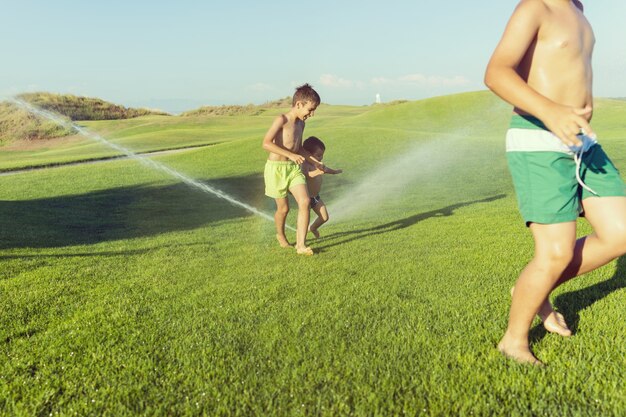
left=303, top=136, right=325, bottom=153
left=292, top=83, right=321, bottom=106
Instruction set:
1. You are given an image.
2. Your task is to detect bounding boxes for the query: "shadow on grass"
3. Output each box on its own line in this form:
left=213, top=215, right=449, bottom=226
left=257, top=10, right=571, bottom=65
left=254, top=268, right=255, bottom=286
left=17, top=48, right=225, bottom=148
left=312, top=194, right=506, bottom=252
left=529, top=255, right=626, bottom=343
left=555, top=255, right=626, bottom=333
left=0, top=174, right=268, bottom=249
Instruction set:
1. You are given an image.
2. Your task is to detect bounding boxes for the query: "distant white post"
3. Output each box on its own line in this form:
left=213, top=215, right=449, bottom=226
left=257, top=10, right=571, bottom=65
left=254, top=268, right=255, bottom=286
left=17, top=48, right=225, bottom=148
left=375, top=93, right=381, bottom=104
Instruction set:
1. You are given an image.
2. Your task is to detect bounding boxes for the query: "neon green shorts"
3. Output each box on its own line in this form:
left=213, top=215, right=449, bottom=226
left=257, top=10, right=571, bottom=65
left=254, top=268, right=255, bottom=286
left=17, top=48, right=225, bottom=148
left=264, top=160, right=306, bottom=199
left=506, top=115, right=626, bottom=225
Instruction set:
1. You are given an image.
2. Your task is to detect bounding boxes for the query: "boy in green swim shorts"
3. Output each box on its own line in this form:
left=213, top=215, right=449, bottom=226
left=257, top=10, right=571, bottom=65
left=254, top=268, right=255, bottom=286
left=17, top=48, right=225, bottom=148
left=262, top=84, right=323, bottom=255
left=506, top=114, right=625, bottom=225
left=485, top=0, right=626, bottom=365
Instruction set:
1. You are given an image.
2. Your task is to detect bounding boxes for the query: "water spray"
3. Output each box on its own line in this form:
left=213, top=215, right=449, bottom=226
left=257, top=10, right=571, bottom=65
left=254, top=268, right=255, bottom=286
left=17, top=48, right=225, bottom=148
left=328, top=134, right=463, bottom=223
left=9, top=97, right=293, bottom=230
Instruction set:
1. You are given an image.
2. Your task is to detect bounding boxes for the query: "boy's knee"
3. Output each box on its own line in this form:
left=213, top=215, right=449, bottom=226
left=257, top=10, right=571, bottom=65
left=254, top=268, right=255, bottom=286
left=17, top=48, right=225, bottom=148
left=605, top=229, right=626, bottom=257
left=276, top=205, right=289, bottom=215
left=538, top=245, right=574, bottom=270
left=296, top=197, right=310, bottom=209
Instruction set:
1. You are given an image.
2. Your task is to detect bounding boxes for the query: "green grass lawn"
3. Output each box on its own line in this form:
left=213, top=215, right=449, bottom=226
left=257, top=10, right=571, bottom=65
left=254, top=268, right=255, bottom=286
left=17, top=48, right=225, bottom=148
left=1, top=91, right=625, bottom=416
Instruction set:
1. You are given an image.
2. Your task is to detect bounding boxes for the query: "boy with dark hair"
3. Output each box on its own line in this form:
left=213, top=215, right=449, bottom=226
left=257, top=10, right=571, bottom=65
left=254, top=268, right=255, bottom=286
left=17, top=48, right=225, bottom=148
left=262, top=84, right=323, bottom=255
left=301, top=136, right=343, bottom=238
left=292, top=84, right=321, bottom=107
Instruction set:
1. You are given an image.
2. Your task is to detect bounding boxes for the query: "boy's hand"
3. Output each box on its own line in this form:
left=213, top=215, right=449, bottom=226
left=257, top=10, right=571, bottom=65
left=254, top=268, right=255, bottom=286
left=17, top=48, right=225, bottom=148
left=288, top=153, right=305, bottom=165
left=311, top=168, right=325, bottom=177
left=543, top=104, right=594, bottom=147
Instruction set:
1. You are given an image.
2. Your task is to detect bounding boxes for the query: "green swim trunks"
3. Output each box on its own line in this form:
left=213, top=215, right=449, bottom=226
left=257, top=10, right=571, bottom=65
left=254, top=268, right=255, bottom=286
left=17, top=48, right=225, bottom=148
left=506, top=114, right=626, bottom=225
left=264, top=160, right=307, bottom=198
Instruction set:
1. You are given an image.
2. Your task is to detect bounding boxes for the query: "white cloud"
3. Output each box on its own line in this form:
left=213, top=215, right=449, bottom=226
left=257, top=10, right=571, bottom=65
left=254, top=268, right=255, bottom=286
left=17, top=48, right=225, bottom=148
left=319, top=74, right=363, bottom=89
left=373, top=73, right=469, bottom=87
left=248, top=82, right=273, bottom=92
left=371, top=77, right=393, bottom=85
left=401, top=74, right=469, bottom=86
left=323, top=73, right=469, bottom=90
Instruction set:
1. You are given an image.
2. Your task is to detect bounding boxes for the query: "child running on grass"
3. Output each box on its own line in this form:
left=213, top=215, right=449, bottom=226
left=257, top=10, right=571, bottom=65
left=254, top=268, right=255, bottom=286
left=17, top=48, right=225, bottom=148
left=300, top=136, right=343, bottom=238
left=485, top=0, right=626, bottom=365
left=262, top=84, right=323, bottom=255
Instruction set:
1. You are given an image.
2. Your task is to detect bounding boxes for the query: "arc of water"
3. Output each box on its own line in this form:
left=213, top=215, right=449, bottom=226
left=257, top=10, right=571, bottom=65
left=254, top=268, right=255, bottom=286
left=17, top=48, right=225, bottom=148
left=9, top=97, right=293, bottom=230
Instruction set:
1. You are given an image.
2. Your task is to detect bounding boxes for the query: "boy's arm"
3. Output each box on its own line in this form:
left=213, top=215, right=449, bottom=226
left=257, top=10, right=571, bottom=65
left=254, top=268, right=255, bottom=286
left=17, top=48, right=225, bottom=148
left=262, top=116, right=305, bottom=164
left=322, top=166, right=342, bottom=175
left=306, top=165, right=342, bottom=178
left=298, top=147, right=325, bottom=170
left=484, top=0, right=592, bottom=146
left=304, top=167, right=325, bottom=178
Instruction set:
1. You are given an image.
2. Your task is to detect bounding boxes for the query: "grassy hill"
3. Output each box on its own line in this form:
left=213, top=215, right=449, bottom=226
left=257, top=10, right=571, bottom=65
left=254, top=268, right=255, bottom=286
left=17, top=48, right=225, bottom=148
left=0, top=93, right=170, bottom=145
left=1, top=91, right=625, bottom=416
left=0, top=100, right=73, bottom=143
left=179, top=96, right=293, bottom=117
left=16, top=92, right=170, bottom=121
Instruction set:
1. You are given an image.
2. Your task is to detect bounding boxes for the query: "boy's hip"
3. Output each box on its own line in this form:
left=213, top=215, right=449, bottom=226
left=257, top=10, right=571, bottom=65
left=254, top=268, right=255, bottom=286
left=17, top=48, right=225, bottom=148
left=506, top=114, right=598, bottom=154
left=264, top=160, right=306, bottom=198
left=506, top=115, right=579, bottom=154
left=264, top=160, right=305, bottom=180
left=506, top=147, right=626, bottom=225
left=265, top=160, right=299, bottom=166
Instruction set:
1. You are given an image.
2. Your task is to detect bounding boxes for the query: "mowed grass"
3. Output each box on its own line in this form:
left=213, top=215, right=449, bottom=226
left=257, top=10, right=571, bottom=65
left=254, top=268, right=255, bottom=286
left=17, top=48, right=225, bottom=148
left=1, top=91, right=625, bottom=416
left=0, top=105, right=367, bottom=171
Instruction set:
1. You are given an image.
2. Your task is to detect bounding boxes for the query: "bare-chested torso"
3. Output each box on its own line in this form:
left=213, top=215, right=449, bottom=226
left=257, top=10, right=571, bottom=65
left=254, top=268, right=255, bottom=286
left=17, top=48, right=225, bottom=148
left=301, top=161, right=323, bottom=196
left=267, top=114, right=305, bottom=161
left=516, top=0, right=594, bottom=116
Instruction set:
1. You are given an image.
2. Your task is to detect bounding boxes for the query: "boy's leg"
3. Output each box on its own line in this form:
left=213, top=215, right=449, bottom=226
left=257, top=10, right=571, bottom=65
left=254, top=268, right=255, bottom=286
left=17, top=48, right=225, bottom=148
left=309, top=201, right=329, bottom=238
left=557, top=196, right=626, bottom=284
left=510, top=286, right=571, bottom=337
left=274, top=197, right=291, bottom=248
left=289, top=184, right=313, bottom=255
left=536, top=196, right=626, bottom=314
left=499, top=221, right=577, bottom=365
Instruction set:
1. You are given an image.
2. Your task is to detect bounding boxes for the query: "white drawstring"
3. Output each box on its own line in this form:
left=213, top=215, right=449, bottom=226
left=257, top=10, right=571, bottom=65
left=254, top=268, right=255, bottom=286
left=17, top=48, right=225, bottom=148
left=572, top=133, right=598, bottom=196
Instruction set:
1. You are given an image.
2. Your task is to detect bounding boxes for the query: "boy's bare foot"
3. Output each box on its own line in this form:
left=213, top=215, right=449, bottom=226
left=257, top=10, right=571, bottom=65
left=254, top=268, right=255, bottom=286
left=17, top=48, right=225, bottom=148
left=540, top=311, right=572, bottom=337
left=295, top=246, right=314, bottom=256
left=309, top=226, right=320, bottom=239
left=510, top=287, right=571, bottom=337
left=497, top=338, right=544, bottom=366
left=276, top=234, right=292, bottom=248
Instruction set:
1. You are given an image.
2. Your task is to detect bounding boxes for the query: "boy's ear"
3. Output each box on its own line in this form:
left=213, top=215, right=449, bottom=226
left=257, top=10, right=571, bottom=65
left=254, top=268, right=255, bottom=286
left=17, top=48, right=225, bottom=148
left=295, top=100, right=310, bottom=109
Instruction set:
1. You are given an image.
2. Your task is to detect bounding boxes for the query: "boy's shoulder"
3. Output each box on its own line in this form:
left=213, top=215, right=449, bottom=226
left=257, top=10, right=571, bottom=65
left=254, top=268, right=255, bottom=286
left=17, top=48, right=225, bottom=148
left=515, top=0, right=549, bottom=13
left=275, top=111, right=302, bottom=126
left=508, top=0, right=552, bottom=27
left=274, top=113, right=288, bottom=124
left=516, top=0, right=583, bottom=13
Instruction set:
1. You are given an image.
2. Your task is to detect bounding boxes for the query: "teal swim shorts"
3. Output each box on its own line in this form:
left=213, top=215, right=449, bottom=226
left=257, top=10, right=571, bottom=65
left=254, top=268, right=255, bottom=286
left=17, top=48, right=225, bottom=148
left=264, top=160, right=306, bottom=198
left=506, top=115, right=626, bottom=225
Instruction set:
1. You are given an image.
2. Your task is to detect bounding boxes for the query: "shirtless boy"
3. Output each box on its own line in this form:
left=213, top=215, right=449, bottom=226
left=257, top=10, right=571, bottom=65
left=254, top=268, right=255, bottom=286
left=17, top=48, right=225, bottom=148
left=485, top=0, right=626, bottom=364
left=262, top=84, right=323, bottom=255
left=301, top=136, right=343, bottom=238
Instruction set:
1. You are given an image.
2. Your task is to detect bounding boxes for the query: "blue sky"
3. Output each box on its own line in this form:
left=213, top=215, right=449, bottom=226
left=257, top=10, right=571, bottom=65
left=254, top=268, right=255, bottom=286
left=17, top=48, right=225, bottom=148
left=2, top=0, right=626, bottom=113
